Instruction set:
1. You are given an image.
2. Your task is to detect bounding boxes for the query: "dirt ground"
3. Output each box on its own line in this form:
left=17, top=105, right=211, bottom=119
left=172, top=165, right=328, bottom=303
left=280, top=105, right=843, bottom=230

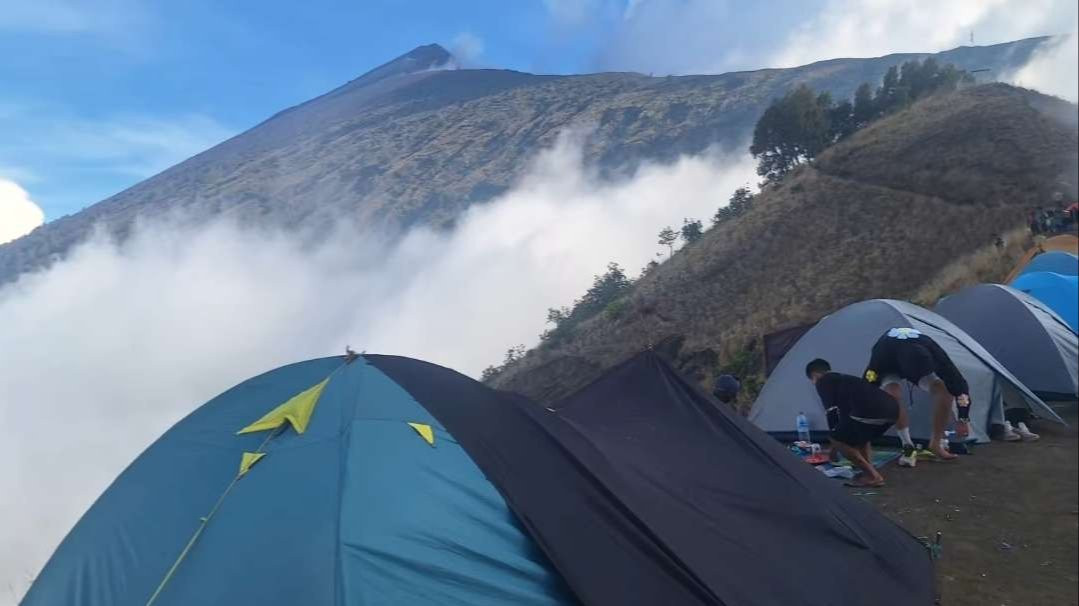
left=856, top=405, right=1078, bottom=606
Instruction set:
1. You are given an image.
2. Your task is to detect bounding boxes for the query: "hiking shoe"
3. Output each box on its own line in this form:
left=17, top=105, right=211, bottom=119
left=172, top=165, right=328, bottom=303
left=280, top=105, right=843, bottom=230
left=1016, top=422, right=1040, bottom=442
left=898, top=445, right=917, bottom=468
left=1002, top=421, right=1021, bottom=442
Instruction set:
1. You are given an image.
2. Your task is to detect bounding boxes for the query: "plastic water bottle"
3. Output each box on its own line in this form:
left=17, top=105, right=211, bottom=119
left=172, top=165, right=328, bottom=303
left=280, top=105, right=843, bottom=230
left=796, top=412, right=810, bottom=443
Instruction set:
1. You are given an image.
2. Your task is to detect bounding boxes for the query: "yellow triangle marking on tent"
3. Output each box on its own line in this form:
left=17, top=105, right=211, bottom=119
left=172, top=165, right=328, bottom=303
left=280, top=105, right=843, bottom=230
left=408, top=422, right=435, bottom=446
left=238, top=452, right=266, bottom=476
left=237, top=377, right=329, bottom=435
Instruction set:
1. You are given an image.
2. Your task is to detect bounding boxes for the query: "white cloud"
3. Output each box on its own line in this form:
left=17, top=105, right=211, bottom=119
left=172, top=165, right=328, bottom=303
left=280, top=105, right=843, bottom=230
left=771, top=0, right=1073, bottom=68
left=0, top=164, right=40, bottom=185
left=1009, top=32, right=1079, bottom=102
left=543, top=0, right=603, bottom=27
left=0, top=179, right=45, bottom=244
left=41, top=114, right=235, bottom=178
left=0, top=0, right=149, bottom=35
left=0, top=135, right=754, bottom=602
left=0, top=110, right=235, bottom=194
left=589, top=0, right=1074, bottom=76
left=450, top=32, right=485, bottom=66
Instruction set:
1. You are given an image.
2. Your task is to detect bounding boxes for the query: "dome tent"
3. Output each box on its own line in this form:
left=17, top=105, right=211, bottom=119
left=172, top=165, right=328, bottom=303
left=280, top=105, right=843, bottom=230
left=1003, top=234, right=1078, bottom=283
left=749, top=300, right=1063, bottom=444
left=548, top=351, right=933, bottom=606
left=1015, top=251, right=1079, bottom=278
left=24, top=352, right=935, bottom=606
left=1010, top=272, right=1079, bottom=333
left=935, top=284, right=1078, bottom=400
left=23, top=355, right=575, bottom=606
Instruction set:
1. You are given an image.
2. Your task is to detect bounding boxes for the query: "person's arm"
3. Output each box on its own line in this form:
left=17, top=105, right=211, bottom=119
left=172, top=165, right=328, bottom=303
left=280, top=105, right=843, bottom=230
left=815, top=374, right=846, bottom=430
left=923, top=338, right=972, bottom=430
left=924, top=338, right=969, bottom=398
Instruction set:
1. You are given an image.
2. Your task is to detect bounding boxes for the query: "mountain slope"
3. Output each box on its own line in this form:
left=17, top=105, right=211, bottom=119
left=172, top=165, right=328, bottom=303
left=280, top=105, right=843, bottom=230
left=0, top=38, right=1049, bottom=284
left=491, top=84, right=1079, bottom=402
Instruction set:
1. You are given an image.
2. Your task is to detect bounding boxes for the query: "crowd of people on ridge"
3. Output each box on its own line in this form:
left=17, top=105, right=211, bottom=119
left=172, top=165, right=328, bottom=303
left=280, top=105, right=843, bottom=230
left=1029, top=192, right=1079, bottom=236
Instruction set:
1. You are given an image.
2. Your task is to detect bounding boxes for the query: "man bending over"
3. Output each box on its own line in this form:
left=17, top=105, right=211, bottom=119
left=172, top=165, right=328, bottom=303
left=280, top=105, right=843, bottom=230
left=865, top=327, right=971, bottom=465
left=806, top=359, right=899, bottom=488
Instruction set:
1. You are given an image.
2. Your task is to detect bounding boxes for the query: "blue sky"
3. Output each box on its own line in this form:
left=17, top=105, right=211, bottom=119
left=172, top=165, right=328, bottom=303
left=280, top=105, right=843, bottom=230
left=0, top=0, right=1073, bottom=225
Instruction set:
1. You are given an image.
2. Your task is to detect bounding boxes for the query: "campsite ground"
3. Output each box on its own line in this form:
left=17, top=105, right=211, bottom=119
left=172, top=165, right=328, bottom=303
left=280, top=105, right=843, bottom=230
left=862, top=406, right=1078, bottom=606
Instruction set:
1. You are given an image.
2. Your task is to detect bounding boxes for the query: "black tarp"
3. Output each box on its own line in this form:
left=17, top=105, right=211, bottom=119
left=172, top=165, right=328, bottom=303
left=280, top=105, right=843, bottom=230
left=764, top=322, right=817, bottom=376
left=370, top=353, right=934, bottom=606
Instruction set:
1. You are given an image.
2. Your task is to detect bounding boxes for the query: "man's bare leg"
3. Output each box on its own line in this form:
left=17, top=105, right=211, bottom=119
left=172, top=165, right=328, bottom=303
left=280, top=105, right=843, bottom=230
left=884, top=383, right=917, bottom=468
left=930, top=380, right=958, bottom=460
left=893, top=396, right=909, bottom=433
left=834, top=441, right=885, bottom=486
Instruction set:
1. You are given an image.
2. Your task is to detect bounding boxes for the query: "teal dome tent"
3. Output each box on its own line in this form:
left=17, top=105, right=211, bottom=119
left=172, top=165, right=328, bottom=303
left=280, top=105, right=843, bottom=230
left=23, top=355, right=574, bottom=606
left=24, top=351, right=934, bottom=606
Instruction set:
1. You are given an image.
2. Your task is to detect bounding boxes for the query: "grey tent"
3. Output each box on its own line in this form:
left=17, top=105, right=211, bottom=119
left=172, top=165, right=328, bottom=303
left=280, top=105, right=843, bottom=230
left=748, top=299, right=1064, bottom=444
left=936, top=284, right=1079, bottom=401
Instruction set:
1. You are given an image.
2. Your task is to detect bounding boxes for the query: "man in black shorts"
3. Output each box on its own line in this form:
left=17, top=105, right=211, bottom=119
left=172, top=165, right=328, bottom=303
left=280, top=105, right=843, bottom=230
left=864, top=327, right=972, bottom=465
left=806, top=359, right=899, bottom=487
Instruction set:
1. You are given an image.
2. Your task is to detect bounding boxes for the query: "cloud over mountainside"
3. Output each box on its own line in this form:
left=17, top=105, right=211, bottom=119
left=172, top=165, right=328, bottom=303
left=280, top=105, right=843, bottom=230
left=0, top=179, right=44, bottom=244
left=0, top=135, right=754, bottom=602
left=588, top=0, right=1077, bottom=75
left=1009, top=31, right=1079, bottom=102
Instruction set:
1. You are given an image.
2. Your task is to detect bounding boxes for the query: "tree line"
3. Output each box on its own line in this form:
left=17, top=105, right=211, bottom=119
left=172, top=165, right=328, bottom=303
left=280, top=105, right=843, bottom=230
left=482, top=58, right=972, bottom=382
left=750, top=58, right=974, bottom=181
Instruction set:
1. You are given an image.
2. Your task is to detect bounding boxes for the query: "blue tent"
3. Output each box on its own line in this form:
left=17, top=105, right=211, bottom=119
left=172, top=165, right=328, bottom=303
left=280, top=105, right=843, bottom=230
left=1016, top=251, right=1079, bottom=277
left=24, top=352, right=935, bottom=606
left=1011, top=272, right=1079, bottom=333
left=23, top=355, right=574, bottom=606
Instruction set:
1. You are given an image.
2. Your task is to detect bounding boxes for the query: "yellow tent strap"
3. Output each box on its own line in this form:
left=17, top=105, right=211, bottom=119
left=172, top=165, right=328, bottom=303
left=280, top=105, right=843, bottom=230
left=144, top=428, right=276, bottom=606
left=145, top=357, right=353, bottom=606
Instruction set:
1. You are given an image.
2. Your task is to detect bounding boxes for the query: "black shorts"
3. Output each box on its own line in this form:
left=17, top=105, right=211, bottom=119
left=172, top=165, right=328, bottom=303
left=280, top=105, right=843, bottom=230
left=831, top=417, right=893, bottom=448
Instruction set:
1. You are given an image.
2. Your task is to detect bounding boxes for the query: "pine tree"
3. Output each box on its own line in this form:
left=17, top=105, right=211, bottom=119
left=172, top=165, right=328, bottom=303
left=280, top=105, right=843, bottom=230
left=681, top=218, right=704, bottom=243
left=658, top=226, right=678, bottom=257
left=852, top=82, right=875, bottom=126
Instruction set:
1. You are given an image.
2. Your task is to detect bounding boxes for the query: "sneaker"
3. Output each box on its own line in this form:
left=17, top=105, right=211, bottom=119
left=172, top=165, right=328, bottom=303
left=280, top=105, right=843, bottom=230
left=1016, top=422, right=1040, bottom=442
left=898, top=445, right=917, bottom=468
left=1002, top=421, right=1021, bottom=442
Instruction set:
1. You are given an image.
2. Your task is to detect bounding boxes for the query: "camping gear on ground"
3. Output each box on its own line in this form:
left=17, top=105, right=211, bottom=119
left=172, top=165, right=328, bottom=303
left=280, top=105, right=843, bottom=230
left=1009, top=271, right=1079, bottom=333
left=820, top=466, right=856, bottom=479
left=796, top=411, right=811, bottom=442
left=25, top=351, right=934, bottom=606
left=1015, top=251, right=1079, bottom=278
left=546, top=350, right=933, bottom=606
left=1004, top=234, right=1079, bottom=283
left=935, top=283, right=1078, bottom=400
left=748, top=299, right=1064, bottom=445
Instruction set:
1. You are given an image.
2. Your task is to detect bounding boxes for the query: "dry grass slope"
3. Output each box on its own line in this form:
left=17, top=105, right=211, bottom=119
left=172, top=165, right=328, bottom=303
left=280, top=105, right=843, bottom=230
left=493, top=84, right=1079, bottom=403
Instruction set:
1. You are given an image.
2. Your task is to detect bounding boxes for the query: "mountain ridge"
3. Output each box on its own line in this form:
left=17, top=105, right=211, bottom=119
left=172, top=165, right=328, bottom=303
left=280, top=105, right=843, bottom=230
left=0, top=37, right=1052, bottom=284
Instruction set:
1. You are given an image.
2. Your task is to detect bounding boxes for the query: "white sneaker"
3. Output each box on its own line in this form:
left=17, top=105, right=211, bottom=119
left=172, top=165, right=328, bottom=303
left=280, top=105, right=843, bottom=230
left=898, top=445, right=917, bottom=468
left=1002, top=421, right=1021, bottom=442
left=1016, top=422, right=1040, bottom=442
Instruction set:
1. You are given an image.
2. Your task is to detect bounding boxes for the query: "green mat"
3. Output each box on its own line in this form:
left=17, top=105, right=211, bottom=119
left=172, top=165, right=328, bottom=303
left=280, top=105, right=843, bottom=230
left=823, top=447, right=901, bottom=474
